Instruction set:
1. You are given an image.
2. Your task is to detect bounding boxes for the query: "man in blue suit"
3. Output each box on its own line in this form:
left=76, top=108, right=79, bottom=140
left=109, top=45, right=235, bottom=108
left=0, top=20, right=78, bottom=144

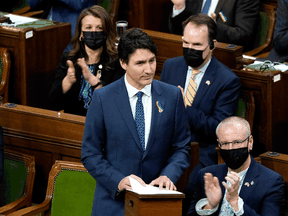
left=187, top=116, right=284, bottom=215
left=160, top=13, right=240, bottom=214
left=81, top=28, right=191, bottom=215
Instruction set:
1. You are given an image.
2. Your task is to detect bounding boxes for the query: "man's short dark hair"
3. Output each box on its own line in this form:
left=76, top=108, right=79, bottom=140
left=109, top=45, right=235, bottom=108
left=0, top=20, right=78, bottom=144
left=118, top=28, right=158, bottom=64
left=182, top=13, right=217, bottom=44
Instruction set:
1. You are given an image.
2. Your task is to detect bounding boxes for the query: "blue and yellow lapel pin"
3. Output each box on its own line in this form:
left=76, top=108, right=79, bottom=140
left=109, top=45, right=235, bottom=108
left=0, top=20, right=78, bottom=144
left=156, top=101, right=164, bottom=113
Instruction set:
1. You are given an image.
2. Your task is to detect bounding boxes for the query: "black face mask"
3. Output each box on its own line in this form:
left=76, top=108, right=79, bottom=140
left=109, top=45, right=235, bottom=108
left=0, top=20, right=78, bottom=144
left=219, top=147, right=249, bottom=170
left=183, top=45, right=209, bottom=68
left=81, top=31, right=106, bottom=50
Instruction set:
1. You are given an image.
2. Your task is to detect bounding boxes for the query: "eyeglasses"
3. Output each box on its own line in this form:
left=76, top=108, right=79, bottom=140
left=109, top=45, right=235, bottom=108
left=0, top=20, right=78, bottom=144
left=218, top=136, right=250, bottom=148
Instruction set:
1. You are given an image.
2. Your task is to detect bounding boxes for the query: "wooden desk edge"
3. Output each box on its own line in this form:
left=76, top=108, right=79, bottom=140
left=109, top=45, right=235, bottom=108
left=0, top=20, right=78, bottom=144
left=126, top=190, right=185, bottom=199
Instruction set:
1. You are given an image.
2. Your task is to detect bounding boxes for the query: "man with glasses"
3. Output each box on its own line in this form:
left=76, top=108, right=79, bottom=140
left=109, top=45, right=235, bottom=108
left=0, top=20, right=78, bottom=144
left=187, top=116, right=284, bottom=216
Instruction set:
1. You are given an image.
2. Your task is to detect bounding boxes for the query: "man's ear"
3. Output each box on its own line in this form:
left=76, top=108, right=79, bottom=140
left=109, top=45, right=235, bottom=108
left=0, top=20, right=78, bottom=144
left=248, top=135, right=253, bottom=151
left=210, top=39, right=217, bottom=50
left=119, top=59, right=127, bottom=71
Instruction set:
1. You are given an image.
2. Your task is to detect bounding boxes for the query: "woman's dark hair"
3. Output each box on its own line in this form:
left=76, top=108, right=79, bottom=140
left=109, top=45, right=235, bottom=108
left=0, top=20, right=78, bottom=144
left=118, top=28, right=158, bottom=64
left=69, top=5, right=118, bottom=64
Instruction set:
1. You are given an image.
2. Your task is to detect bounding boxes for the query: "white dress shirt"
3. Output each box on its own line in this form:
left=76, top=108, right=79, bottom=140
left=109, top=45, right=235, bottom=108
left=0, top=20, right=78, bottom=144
left=184, top=58, right=211, bottom=95
left=124, top=74, right=152, bottom=149
left=172, top=0, right=219, bottom=18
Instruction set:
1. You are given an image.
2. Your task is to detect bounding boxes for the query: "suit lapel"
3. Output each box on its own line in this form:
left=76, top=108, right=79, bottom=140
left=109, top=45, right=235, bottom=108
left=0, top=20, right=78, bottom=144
left=177, top=58, right=189, bottom=88
left=143, top=80, right=164, bottom=158
left=192, top=57, right=216, bottom=108
left=215, top=0, right=227, bottom=17
left=239, top=157, right=260, bottom=202
left=114, top=77, right=143, bottom=151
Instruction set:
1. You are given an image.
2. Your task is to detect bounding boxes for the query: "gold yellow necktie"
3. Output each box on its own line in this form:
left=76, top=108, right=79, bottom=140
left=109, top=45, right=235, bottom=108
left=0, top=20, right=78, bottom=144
left=185, top=69, right=201, bottom=106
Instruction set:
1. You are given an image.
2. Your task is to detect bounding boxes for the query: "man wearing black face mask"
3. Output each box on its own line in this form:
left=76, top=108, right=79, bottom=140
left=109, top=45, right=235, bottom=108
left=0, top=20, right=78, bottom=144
left=160, top=13, right=240, bottom=215
left=187, top=116, right=284, bottom=216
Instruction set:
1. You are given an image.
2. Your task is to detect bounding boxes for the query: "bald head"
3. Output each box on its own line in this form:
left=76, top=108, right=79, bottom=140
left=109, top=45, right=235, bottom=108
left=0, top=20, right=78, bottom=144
left=216, top=116, right=251, bottom=139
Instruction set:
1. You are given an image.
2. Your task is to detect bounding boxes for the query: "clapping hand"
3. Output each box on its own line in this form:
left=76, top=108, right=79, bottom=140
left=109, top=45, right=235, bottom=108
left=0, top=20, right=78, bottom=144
left=171, top=0, right=185, bottom=10
left=204, top=173, right=222, bottom=209
left=66, top=60, right=76, bottom=84
left=222, top=171, right=240, bottom=211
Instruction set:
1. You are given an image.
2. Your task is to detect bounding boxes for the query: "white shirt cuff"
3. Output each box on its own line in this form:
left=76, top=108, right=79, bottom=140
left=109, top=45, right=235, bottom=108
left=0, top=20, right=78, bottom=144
left=195, top=198, right=219, bottom=215
left=172, top=4, right=186, bottom=17
left=225, top=196, right=244, bottom=216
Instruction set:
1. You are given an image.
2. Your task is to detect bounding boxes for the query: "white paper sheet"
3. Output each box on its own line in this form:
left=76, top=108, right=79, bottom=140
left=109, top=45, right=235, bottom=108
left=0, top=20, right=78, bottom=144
left=128, top=176, right=183, bottom=195
left=0, top=14, right=38, bottom=27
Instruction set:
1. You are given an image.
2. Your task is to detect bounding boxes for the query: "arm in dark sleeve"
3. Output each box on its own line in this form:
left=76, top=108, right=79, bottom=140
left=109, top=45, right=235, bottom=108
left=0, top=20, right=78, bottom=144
left=160, top=88, right=191, bottom=183
left=186, top=76, right=240, bottom=139
left=216, top=0, right=260, bottom=49
left=168, top=0, right=199, bottom=35
left=81, top=91, right=125, bottom=199
left=273, top=0, right=288, bottom=54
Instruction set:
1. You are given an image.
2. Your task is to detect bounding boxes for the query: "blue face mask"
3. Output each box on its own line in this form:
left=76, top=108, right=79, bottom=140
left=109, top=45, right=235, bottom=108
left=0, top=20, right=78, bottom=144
left=81, top=31, right=107, bottom=50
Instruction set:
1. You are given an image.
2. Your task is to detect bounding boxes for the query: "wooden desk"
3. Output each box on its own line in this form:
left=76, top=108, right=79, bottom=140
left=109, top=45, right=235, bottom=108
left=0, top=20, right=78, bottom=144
left=232, top=69, right=288, bottom=155
left=0, top=103, right=84, bottom=202
left=0, top=14, right=71, bottom=109
left=260, top=152, right=288, bottom=183
left=125, top=191, right=184, bottom=216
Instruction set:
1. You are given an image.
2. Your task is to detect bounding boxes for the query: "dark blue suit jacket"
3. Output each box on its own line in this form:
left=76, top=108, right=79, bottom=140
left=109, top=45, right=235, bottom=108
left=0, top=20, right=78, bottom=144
left=81, top=77, right=191, bottom=215
left=187, top=157, right=285, bottom=216
left=160, top=56, right=240, bottom=167
left=267, top=0, right=288, bottom=62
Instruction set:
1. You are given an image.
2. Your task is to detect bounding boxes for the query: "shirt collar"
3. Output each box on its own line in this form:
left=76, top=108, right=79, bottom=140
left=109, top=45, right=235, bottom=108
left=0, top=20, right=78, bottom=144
left=124, top=74, right=152, bottom=98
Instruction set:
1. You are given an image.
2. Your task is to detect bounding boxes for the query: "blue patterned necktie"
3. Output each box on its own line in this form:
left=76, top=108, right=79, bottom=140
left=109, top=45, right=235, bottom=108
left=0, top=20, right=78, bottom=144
left=135, top=91, right=145, bottom=151
left=202, top=0, right=212, bottom=14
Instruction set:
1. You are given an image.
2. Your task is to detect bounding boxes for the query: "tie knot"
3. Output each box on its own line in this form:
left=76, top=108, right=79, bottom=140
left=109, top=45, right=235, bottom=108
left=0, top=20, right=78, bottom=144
left=136, top=91, right=144, bottom=98
left=192, top=69, right=200, bottom=75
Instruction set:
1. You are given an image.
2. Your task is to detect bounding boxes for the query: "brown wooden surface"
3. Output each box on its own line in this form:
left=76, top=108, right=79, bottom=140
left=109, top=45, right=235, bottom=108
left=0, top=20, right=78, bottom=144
left=0, top=14, right=71, bottom=109
left=0, top=104, right=85, bottom=203
left=260, top=152, right=288, bottom=183
left=233, top=69, right=288, bottom=156
left=125, top=190, right=183, bottom=216
left=0, top=47, right=10, bottom=104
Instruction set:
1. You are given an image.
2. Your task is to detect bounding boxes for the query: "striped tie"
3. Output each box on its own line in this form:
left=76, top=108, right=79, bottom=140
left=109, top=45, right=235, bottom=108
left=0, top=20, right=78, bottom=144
left=185, top=69, right=201, bottom=107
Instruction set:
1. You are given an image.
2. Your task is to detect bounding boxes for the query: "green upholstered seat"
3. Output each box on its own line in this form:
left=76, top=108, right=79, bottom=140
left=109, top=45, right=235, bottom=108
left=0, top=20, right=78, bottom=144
left=0, top=159, right=27, bottom=206
left=51, top=169, right=96, bottom=216
left=0, top=149, right=35, bottom=215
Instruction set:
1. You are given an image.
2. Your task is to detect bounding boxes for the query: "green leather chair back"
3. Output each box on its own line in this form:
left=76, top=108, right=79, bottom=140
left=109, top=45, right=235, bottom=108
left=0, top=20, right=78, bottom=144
left=0, top=159, right=27, bottom=206
left=235, top=98, right=247, bottom=119
left=99, top=0, right=114, bottom=14
left=50, top=169, right=96, bottom=216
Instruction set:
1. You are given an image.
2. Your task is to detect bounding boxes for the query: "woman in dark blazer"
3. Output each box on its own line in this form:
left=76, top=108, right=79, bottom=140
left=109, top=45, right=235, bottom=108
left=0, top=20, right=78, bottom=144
left=48, top=5, right=125, bottom=116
